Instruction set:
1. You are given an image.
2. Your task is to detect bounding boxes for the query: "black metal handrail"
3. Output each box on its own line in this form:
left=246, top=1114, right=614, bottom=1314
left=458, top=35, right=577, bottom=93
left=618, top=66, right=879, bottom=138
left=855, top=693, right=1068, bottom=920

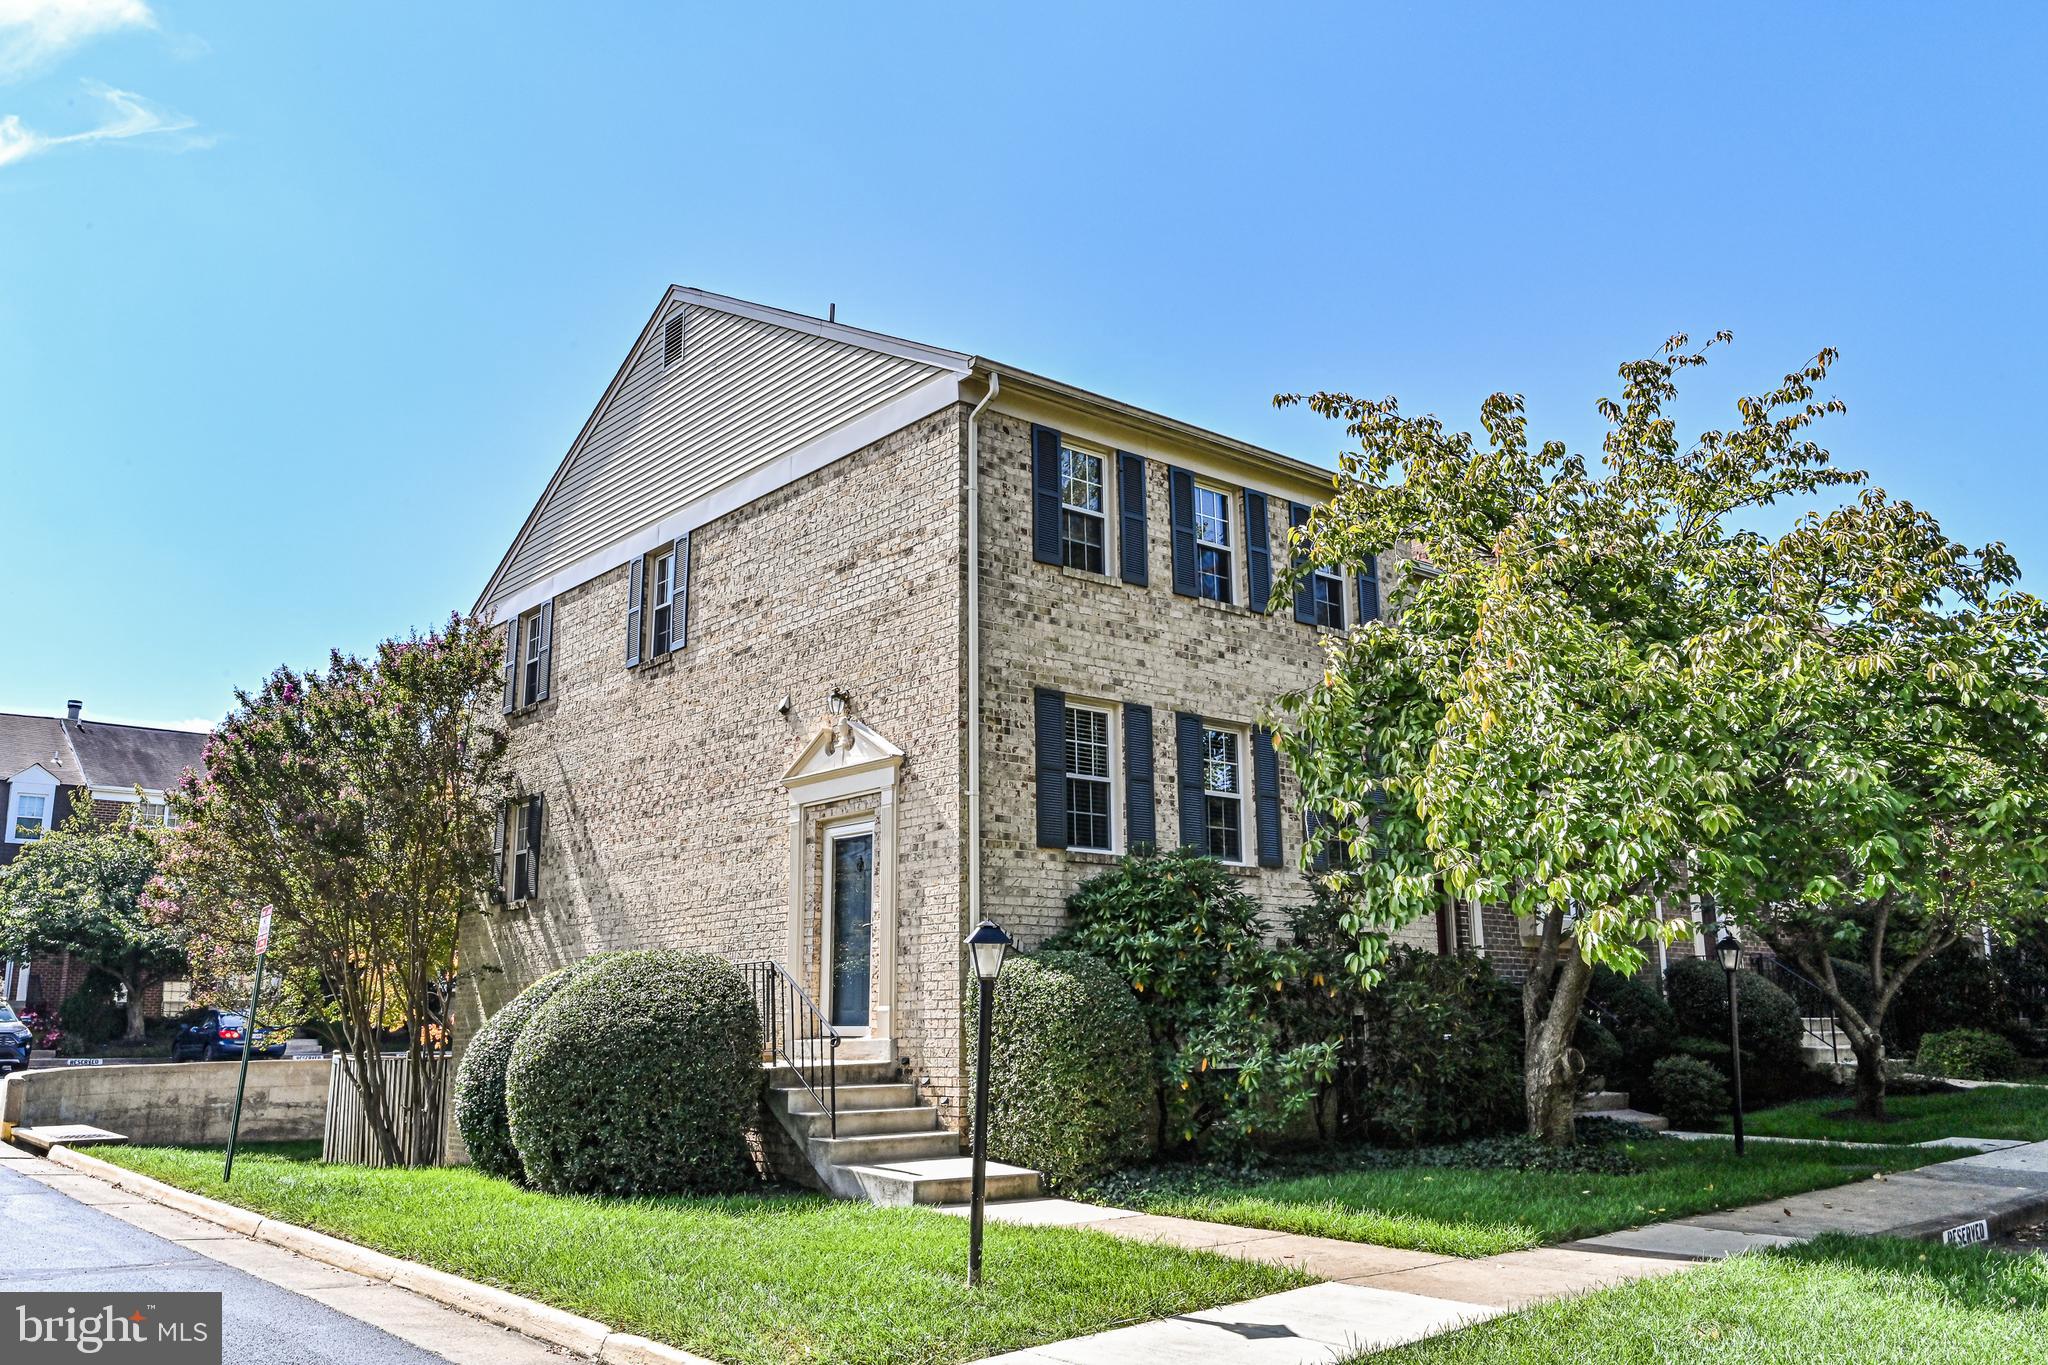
left=1746, top=952, right=1842, bottom=1065
left=738, top=960, right=839, bottom=1139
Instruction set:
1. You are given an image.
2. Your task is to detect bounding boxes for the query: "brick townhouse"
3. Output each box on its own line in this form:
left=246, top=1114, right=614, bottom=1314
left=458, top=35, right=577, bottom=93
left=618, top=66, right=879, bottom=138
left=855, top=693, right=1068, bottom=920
left=0, top=703, right=206, bottom=1015
left=458, top=288, right=1706, bottom=1182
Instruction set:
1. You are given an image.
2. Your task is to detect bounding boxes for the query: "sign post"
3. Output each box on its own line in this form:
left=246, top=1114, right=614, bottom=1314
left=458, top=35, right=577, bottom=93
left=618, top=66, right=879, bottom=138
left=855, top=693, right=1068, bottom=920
left=222, top=906, right=272, bottom=1183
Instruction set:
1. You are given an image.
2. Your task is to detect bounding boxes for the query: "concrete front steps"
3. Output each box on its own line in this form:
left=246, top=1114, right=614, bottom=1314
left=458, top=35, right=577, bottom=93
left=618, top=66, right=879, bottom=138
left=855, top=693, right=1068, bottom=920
left=1575, top=1089, right=1669, bottom=1132
left=762, top=1037, right=1042, bottom=1205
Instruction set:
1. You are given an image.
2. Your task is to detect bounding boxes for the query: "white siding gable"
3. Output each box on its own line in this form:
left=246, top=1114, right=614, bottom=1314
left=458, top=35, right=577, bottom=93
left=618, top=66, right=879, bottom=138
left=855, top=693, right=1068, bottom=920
left=481, top=288, right=971, bottom=619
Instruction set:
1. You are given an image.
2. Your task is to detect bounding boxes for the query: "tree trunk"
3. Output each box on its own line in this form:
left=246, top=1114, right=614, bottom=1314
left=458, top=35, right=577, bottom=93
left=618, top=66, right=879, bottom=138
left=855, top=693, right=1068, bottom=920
left=1525, top=950, right=1594, bottom=1145
left=121, top=988, right=146, bottom=1043
left=1850, top=1032, right=1888, bottom=1121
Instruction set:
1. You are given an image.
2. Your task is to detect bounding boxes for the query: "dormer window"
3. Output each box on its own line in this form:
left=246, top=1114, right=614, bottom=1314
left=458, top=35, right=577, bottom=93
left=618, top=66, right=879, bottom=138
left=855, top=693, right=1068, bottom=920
left=11, top=793, right=46, bottom=841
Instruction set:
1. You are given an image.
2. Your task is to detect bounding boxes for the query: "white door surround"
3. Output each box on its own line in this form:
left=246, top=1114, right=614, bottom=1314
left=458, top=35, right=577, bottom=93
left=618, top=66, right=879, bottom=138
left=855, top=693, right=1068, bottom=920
left=782, top=714, right=903, bottom=1044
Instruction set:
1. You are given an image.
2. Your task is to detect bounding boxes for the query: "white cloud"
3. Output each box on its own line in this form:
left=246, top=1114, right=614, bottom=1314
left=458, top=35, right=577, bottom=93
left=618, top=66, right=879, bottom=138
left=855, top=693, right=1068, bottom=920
left=0, top=78, right=195, bottom=168
left=0, top=0, right=153, bottom=83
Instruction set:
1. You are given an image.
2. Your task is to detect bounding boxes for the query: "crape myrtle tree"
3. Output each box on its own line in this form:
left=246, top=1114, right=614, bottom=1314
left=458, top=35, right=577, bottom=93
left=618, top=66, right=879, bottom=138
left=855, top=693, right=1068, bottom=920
left=0, top=797, right=189, bottom=1041
left=146, top=617, right=508, bottom=1164
left=1703, top=492, right=2048, bottom=1119
left=1271, top=335, right=1863, bottom=1144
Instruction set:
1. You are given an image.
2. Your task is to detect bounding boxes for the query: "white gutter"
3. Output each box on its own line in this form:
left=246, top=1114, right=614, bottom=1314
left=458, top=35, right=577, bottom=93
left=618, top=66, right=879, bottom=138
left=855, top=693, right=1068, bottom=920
left=965, top=370, right=1000, bottom=928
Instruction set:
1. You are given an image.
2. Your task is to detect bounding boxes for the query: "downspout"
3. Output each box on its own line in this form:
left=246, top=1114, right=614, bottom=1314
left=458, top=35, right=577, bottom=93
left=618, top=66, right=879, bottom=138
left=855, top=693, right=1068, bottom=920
left=965, top=370, right=1000, bottom=932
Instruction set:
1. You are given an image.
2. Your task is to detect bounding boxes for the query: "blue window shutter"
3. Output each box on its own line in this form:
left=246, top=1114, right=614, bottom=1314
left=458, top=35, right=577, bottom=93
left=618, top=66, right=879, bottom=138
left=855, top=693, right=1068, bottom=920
left=1168, top=468, right=1198, bottom=597
left=1124, top=703, right=1155, bottom=849
left=1035, top=688, right=1067, bottom=848
left=1356, top=553, right=1381, bottom=623
left=1031, top=425, right=1063, bottom=566
left=1253, top=727, right=1282, bottom=868
left=624, top=554, right=644, bottom=667
left=528, top=794, right=545, bottom=898
left=1117, top=452, right=1149, bottom=585
left=1244, top=489, right=1271, bottom=612
left=535, top=599, right=554, bottom=702
left=492, top=801, right=507, bottom=895
left=672, top=534, right=691, bottom=649
left=1303, top=808, right=1331, bottom=873
left=502, top=616, right=520, bottom=714
left=1175, top=711, right=1206, bottom=849
left=1289, top=502, right=1315, bottom=624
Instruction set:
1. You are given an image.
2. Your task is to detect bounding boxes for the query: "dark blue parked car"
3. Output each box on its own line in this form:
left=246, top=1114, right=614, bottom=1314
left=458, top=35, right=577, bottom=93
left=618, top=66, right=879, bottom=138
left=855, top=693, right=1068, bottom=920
left=0, top=1003, right=28, bottom=1074
left=171, top=1008, right=286, bottom=1062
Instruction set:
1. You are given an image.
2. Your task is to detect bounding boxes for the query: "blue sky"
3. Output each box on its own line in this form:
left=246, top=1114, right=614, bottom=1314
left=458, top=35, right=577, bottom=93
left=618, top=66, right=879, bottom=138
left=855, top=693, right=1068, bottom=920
left=3, top=2, right=2043, bottom=730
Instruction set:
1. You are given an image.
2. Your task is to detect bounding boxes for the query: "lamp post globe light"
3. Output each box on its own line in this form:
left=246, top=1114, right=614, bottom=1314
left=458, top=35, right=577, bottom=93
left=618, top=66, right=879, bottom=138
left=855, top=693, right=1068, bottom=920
left=965, top=918, right=1013, bottom=1287
left=1716, top=928, right=1746, bottom=1157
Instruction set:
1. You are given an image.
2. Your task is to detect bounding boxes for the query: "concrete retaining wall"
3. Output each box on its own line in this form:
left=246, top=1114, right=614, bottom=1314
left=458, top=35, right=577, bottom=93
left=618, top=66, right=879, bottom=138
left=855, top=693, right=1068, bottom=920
left=0, top=1059, right=329, bottom=1144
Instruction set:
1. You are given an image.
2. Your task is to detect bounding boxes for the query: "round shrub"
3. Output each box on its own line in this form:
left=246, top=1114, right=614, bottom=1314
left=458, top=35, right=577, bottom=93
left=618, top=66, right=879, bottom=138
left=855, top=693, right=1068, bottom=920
left=1665, top=958, right=1804, bottom=1100
left=1354, top=949, right=1523, bottom=1147
left=454, top=954, right=619, bottom=1181
left=506, top=949, right=762, bottom=1196
left=1571, top=1016, right=1624, bottom=1092
left=983, top=951, right=1156, bottom=1190
left=1586, top=967, right=1677, bottom=1094
left=1652, top=1054, right=1728, bottom=1130
left=1917, top=1028, right=2022, bottom=1081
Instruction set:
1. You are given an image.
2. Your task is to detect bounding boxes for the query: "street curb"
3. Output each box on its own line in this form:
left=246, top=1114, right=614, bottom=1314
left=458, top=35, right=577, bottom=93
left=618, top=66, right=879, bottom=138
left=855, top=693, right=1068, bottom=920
left=1883, top=1185, right=2048, bottom=1245
left=40, top=1144, right=721, bottom=1365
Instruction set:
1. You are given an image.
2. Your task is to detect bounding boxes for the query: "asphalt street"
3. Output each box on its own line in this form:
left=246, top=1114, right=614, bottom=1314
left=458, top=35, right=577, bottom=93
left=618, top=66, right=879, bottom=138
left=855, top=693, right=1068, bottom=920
left=0, top=1158, right=458, bottom=1364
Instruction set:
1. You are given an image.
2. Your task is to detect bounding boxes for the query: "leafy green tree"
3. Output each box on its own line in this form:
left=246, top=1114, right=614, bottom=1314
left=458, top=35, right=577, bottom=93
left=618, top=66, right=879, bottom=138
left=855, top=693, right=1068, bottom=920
left=1272, top=335, right=1862, bottom=1143
left=147, top=616, right=509, bottom=1163
left=0, top=798, right=187, bottom=1041
left=1701, top=491, right=2048, bottom=1118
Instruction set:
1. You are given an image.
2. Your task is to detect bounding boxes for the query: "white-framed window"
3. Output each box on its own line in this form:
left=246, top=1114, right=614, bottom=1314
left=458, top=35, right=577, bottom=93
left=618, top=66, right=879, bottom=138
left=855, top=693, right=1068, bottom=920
left=1063, top=701, right=1119, bottom=852
left=134, top=800, right=179, bottom=830
left=1201, top=724, right=1247, bottom=863
left=1060, top=446, right=1108, bottom=574
left=10, top=791, right=48, bottom=842
left=1194, top=485, right=1233, bottom=604
left=1312, top=563, right=1345, bottom=629
left=521, top=606, right=545, bottom=701
left=650, top=549, right=678, bottom=656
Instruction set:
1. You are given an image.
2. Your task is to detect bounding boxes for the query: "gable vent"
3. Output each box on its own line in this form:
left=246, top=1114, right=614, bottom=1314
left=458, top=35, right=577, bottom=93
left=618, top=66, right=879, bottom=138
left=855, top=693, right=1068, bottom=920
left=663, top=314, right=685, bottom=366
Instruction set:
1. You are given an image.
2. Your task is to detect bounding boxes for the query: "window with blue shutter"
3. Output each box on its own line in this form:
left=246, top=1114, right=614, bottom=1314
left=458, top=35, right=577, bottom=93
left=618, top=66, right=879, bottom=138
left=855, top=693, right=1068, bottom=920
left=1117, top=452, right=1148, bottom=585
left=1168, top=468, right=1199, bottom=597
left=492, top=802, right=508, bottom=900
left=1356, top=553, right=1381, bottom=623
left=1034, top=688, right=1067, bottom=848
left=1252, top=727, right=1282, bottom=868
left=534, top=600, right=554, bottom=701
left=1289, top=502, right=1315, bottom=624
left=1244, top=489, right=1271, bottom=612
left=1124, top=703, right=1155, bottom=848
left=624, top=553, right=645, bottom=667
left=1031, top=425, right=1063, bottom=566
left=1174, top=711, right=1206, bottom=848
left=671, top=533, right=691, bottom=650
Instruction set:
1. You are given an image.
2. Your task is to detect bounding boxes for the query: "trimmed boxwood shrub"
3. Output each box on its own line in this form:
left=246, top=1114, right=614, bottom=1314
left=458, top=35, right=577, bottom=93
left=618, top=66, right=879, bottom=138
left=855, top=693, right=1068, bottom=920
left=1652, top=1054, right=1728, bottom=1130
left=1585, top=967, right=1677, bottom=1094
left=1665, top=958, right=1805, bottom=1101
left=453, top=953, right=620, bottom=1181
left=982, top=950, right=1156, bottom=1190
left=1917, top=1028, right=2022, bottom=1081
left=506, top=949, right=762, bottom=1196
left=1353, top=949, right=1523, bottom=1147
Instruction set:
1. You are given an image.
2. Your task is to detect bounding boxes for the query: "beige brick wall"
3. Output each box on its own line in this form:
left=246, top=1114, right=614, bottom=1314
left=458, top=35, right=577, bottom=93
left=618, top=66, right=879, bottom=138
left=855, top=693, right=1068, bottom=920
left=972, top=407, right=1438, bottom=957
left=456, top=403, right=971, bottom=1121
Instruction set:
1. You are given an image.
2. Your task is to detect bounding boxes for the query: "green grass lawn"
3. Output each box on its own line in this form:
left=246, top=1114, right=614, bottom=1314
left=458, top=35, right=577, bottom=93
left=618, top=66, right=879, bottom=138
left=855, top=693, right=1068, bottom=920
left=1362, top=1234, right=2048, bottom=1363
left=1097, top=1137, right=1949, bottom=1258
left=1726, top=1084, right=2048, bottom=1146
left=93, top=1145, right=1302, bottom=1365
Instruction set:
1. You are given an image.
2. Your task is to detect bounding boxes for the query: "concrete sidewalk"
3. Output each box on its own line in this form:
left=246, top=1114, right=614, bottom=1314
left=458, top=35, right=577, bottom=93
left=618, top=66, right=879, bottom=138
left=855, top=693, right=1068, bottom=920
left=960, top=1138, right=2048, bottom=1363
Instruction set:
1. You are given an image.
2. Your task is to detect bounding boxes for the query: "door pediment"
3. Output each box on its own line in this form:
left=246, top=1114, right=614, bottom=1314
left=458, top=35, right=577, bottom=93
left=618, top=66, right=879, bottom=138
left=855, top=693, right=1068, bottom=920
left=782, top=716, right=904, bottom=792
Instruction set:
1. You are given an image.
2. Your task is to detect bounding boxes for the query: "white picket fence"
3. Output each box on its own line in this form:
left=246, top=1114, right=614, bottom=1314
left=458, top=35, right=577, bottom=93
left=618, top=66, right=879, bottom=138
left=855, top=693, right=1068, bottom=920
left=322, top=1052, right=451, bottom=1166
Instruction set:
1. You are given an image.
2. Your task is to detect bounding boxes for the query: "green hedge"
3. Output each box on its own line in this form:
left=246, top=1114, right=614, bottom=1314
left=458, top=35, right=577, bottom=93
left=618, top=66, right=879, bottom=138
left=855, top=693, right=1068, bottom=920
left=453, top=954, right=619, bottom=1182
left=506, top=950, right=762, bottom=1196
left=1353, top=949, right=1523, bottom=1147
left=1916, top=1028, right=2022, bottom=1081
left=1652, top=1054, right=1728, bottom=1130
left=1665, top=958, right=1805, bottom=1101
left=1584, top=967, right=1677, bottom=1095
left=982, top=951, right=1156, bottom=1190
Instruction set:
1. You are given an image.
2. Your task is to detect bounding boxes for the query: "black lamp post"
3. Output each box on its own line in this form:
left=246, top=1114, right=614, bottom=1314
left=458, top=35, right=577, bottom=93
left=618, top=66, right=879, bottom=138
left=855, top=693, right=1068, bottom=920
left=1716, top=928, right=1746, bottom=1156
left=965, top=918, right=1013, bottom=1288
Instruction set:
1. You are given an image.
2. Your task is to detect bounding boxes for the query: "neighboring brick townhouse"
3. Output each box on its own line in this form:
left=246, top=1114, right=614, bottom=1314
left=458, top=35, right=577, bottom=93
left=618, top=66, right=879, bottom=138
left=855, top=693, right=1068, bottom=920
left=457, top=288, right=1700, bottom=1154
left=0, top=703, right=206, bottom=1015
